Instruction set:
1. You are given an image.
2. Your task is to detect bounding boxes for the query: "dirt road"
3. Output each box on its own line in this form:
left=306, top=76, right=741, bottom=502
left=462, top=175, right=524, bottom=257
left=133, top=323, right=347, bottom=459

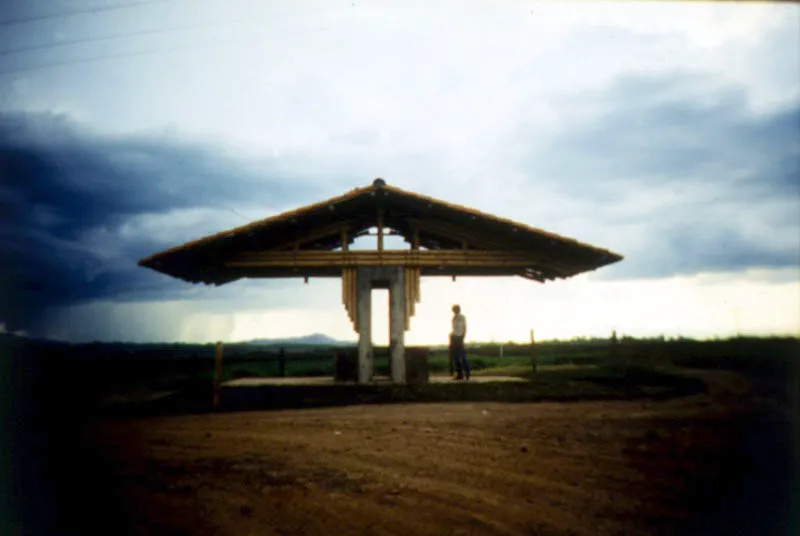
left=60, top=370, right=793, bottom=536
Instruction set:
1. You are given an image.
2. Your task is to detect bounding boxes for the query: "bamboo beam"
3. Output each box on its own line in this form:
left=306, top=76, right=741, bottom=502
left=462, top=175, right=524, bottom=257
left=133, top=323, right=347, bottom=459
left=223, top=266, right=563, bottom=280
left=227, top=250, right=565, bottom=269
left=341, top=227, right=349, bottom=252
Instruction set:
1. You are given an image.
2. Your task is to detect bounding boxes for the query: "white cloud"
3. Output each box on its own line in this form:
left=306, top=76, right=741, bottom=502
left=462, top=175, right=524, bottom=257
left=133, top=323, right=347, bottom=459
left=3, top=1, right=798, bottom=342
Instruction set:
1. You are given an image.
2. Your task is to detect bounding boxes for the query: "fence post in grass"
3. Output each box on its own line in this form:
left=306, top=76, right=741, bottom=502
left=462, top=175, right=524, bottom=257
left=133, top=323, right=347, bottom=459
left=278, top=347, right=286, bottom=378
left=213, top=341, right=224, bottom=410
left=609, top=329, right=618, bottom=367
left=530, top=329, right=537, bottom=375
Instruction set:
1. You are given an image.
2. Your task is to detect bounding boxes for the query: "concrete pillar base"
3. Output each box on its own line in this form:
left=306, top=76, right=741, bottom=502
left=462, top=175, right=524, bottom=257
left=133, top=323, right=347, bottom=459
left=355, top=266, right=408, bottom=384
left=405, top=347, right=430, bottom=384
left=334, top=349, right=358, bottom=382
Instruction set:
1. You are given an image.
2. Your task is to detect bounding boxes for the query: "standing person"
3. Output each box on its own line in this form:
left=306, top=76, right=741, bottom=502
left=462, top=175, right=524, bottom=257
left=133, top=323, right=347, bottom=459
left=450, top=304, right=470, bottom=380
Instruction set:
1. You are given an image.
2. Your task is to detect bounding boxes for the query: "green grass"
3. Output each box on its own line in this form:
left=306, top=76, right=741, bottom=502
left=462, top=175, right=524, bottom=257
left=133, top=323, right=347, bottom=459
left=217, top=349, right=608, bottom=382
left=8, top=337, right=794, bottom=410
left=114, top=362, right=710, bottom=416
left=427, top=351, right=608, bottom=375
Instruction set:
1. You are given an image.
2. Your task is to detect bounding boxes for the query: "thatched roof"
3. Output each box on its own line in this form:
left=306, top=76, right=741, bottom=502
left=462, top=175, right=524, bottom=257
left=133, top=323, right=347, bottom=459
left=138, top=179, right=622, bottom=284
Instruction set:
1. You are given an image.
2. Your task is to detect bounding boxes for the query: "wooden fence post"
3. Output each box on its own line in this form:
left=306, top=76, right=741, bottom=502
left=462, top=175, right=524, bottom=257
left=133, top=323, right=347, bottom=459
left=278, top=347, right=286, bottom=378
left=213, top=341, right=224, bottom=410
left=610, top=329, right=618, bottom=363
left=610, top=329, right=623, bottom=370
left=530, top=329, right=537, bottom=375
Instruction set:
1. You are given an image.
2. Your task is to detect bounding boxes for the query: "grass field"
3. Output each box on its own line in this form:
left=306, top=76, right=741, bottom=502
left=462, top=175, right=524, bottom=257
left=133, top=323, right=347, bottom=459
left=3, top=335, right=795, bottom=401
left=2, top=334, right=795, bottom=418
left=3, top=334, right=798, bottom=536
left=3, top=334, right=798, bottom=535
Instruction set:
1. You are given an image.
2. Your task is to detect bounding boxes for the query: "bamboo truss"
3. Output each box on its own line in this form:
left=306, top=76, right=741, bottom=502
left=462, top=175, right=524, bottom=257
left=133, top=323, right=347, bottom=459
left=404, top=267, right=420, bottom=331
left=340, top=267, right=420, bottom=333
left=342, top=267, right=358, bottom=330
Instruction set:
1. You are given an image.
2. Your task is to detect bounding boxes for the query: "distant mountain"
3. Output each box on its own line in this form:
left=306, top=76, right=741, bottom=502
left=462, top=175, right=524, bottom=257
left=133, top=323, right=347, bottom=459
left=243, top=333, right=352, bottom=347
left=0, top=331, right=352, bottom=348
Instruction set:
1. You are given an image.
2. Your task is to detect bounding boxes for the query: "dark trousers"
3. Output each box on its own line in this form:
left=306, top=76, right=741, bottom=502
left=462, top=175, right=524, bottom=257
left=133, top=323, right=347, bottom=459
left=450, top=335, right=470, bottom=378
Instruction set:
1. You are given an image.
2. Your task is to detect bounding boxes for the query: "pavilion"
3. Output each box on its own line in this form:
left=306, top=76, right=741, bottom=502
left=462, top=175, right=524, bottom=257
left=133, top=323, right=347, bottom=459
left=138, top=179, right=623, bottom=384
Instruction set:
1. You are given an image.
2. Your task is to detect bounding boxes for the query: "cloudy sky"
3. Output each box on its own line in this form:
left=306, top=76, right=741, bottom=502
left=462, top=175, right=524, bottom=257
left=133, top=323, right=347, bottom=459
left=1, top=0, right=798, bottom=344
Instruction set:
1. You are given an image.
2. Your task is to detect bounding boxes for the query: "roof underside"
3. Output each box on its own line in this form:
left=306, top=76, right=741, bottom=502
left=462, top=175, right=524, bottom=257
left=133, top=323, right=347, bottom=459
left=138, top=181, right=623, bottom=285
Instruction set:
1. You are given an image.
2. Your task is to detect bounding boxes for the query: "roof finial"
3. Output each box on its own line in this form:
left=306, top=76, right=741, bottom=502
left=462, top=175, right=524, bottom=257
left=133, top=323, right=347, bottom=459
left=373, top=177, right=386, bottom=188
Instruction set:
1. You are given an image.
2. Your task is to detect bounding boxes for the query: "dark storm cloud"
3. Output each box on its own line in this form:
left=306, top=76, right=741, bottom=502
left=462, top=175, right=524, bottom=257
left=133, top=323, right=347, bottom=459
left=0, top=112, right=321, bottom=334
left=525, top=71, right=800, bottom=280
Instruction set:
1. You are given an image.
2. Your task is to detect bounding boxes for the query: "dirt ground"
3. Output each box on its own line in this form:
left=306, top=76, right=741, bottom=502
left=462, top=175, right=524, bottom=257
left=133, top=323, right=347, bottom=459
left=26, top=370, right=798, bottom=536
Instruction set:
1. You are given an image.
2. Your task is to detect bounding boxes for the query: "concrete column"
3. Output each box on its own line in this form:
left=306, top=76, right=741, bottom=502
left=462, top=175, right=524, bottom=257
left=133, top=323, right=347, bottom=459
left=357, top=267, right=373, bottom=384
left=389, top=267, right=406, bottom=383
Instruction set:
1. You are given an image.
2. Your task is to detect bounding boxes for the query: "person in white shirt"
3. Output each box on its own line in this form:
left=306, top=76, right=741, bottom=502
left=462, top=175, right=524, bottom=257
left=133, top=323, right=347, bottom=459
left=450, top=304, right=470, bottom=380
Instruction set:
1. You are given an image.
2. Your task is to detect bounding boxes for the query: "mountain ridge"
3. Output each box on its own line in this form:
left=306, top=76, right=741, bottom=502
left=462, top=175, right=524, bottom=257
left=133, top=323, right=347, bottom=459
left=243, top=333, right=352, bottom=347
left=0, top=331, right=353, bottom=347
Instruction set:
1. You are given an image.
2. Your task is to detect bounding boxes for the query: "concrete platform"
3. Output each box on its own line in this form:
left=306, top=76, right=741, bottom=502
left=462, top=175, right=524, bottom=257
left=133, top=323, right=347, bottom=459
left=223, top=375, right=527, bottom=387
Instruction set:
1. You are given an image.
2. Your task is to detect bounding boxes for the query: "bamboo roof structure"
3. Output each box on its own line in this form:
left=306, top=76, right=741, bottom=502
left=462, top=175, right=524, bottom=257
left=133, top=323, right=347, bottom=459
left=138, top=179, right=623, bottom=285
